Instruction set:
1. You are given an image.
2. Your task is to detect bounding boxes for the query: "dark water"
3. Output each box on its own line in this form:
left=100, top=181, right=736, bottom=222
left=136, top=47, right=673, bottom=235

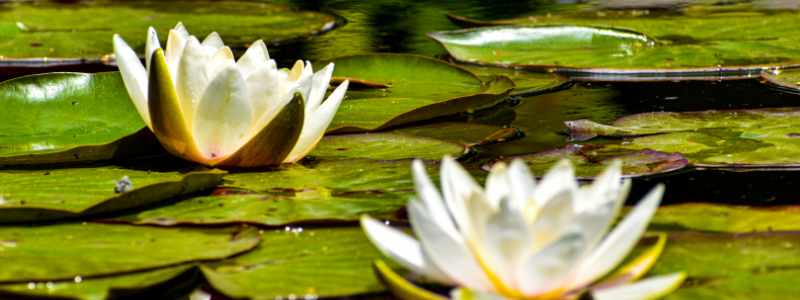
left=7, top=0, right=800, bottom=207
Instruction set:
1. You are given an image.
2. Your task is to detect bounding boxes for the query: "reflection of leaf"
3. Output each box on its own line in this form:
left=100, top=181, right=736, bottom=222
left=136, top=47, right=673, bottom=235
left=0, top=223, right=259, bottom=282
left=0, top=157, right=226, bottom=223
left=0, top=1, right=336, bottom=60
left=438, top=8, right=800, bottom=75
left=201, top=227, right=404, bottom=299
left=316, top=54, right=515, bottom=133
left=0, top=72, right=163, bottom=166
left=311, top=133, right=468, bottom=161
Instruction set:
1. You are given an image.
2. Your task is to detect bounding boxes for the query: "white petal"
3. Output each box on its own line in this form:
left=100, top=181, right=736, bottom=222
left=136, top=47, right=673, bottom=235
left=360, top=215, right=454, bottom=284
left=145, top=27, right=161, bottom=73
left=201, top=32, right=225, bottom=58
left=298, top=61, right=315, bottom=100
left=113, top=34, right=151, bottom=128
left=482, top=198, right=532, bottom=291
left=484, top=163, right=511, bottom=209
left=592, top=272, right=686, bottom=300
left=252, top=86, right=297, bottom=141
left=165, top=23, right=190, bottom=82
left=189, top=288, right=212, bottom=300
left=576, top=160, right=623, bottom=214
left=409, top=199, right=494, bottom=291
left=412, top=159, right=458, bottom=235
left=532, top=160, right=579, bottom=208
left=306, top=62, right=334, bottom=113
left=529, top=190, right=574, bottom=251
left=569, top=184, right=665, bottom=289
left=205, top=47, right=236, bottom=80
left=192, top=66, right=253, bottom=160
left=507, top=159, right=536, bottom=212
left=176, top=36, right=209, bottom=130
left=518, top=232, right=585, bottom=297
left=282, top=81, right=348, bottom=162
left=440, top=157, right=484, bottom=237
left=236, top=40, right=270, bottom=78
left=244, top=59, right=281, bottom=132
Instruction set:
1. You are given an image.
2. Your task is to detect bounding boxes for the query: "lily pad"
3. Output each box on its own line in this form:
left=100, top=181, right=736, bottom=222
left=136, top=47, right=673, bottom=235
left=103, top=193, right=406, bottom=226
left=0, top=222, right=259, bottom=283
left=640, top=203, right=800, bottom=234
left=0, top=157, right=226, bottom=223
left=485, top=145, right=689, bottom=178
left=760, top=68, right=800, bottom=91
left=201, top=227, right=403, bottom=299
left=0, top=264, right=196, bottom=300
left=0, top=1, right=336, bottom=60
left=317, top=54, right=516, bottom=133
left=437, top=7, right=800, bottom=75
left=458, top=65, right=570, bottom=96
left=565, top=108, right=800, bottom=167
left=0, top=72, right=163, bottom=166
left=310, top=133, right=468, bottom=161
left=386, top=122, right=520, bottom=147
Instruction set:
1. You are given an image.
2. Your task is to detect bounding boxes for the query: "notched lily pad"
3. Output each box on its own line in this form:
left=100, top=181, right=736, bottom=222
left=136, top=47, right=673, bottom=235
left=200, top=227, right=403, bottom=299
left=485, top=145, right=688, bottom=178
left=0, top=72, right=163, bottom=166
left=0, top=223, right=259, bottom=283
left=317, top=54, right=516, bottom=133
left=0, top=157, right=226, bottom=223
left=0, top=1, right=337, bottom=60
left=310, top=133, right=468, bottom=161
left=458, top=65, right=570, bottom=96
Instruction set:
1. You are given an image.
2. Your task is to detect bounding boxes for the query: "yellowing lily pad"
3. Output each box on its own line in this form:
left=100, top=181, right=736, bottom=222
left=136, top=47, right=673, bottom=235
left=0, top=157, right=226, bottom=223
left=0, top=72, right=163, bottom=166
left=318, top=54, right=516, bottom=133
left=201, top=227, right=403, bottom=299
left=310, top=133, right=468, bottom=161
left=0, top=223, right=259, bottom=283
left=0, top=1, right=336, bottom=60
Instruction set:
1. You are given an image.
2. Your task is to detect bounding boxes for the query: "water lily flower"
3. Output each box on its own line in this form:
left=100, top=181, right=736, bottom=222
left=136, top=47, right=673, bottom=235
left=113, top=23, right=348, bottom=168
left=361, top=157, right=685, bottom=300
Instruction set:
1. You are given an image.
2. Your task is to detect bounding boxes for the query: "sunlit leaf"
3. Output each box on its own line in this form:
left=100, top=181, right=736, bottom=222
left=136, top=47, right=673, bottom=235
left=386, top=122, right=520, bottom=147
left=310, top=133, right=468, bottom=161
left=636, top=203, right=800, bottom=234
left=458, top=65, right=569, bottom=96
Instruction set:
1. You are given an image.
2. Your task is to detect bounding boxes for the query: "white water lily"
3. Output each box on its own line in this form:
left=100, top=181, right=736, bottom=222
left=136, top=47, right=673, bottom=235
left=361, top=157, right=685, bottom=300
left=113, top=23, right=348, bottom=168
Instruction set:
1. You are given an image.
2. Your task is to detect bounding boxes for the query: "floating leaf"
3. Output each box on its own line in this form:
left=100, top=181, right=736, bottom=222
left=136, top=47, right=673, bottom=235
left=437, top=7, right=800, bottom=76
left=310, top=133, right=468, bottom=161
left=459, top=65, right=569, bottom=96
left=0, top=157, right=226, bottom=223
left=317, top=54, right=515, bottom=133
left=760, top=68, right=800, bottom=91
left=0, top=72, right=163, bottom=166
left=486, top=145, right=688, bottom=178
left=201, top=227, right=403, bottom=299
left=104, top=193, right=406, bottom=226
left=0, top=1, right=336, bottom=60
left=386, top=122, right=520, bottom=147
left=641, top=203, right=800, bottom=233
left=0, top=223, right=259, bottom=283
left=0, top=264, right=196, bottom=300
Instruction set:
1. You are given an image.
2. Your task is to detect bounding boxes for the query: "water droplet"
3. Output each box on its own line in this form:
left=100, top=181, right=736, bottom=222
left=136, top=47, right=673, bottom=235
left=46, top=282, right=54, bottom=289
left=74, top=276, right=82, bottom=283
left=384, top=220, right=390, bottom=225
left=275, top=296, right=283, bottom=300
left=784, top=242, right=793, bottom=248
left=289, top=294, right=297, bottom=300
left=27, top=282, right=35, bottom=289
left=285, top=226, right=291, bottom=232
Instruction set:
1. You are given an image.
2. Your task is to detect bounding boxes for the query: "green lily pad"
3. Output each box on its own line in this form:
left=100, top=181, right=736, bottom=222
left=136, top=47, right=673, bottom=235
left=437, top=6, right=800, bottom=75
left=201, top=227, right=403, bottom=299
left=485, top=145, right=689, bottom=178
left=664, top=270, right=800, bottom=300
left=317, top=54, right=516, bottom=133
left=103, top=193, right=406, bottom=226
left=310, top=133, right=468, bottom=161
left=0, top=157, right=226, bottom=223
left=565, top=108, right=800, bottom=167
left=760, top=68, right=800, bottom=91
left=640, top=203, right=800, bottom=234
left=458, top=65, right=569, bottom=96
left=0, top=72, right=163, bottom=166
left=223, top=158, right=438, bottom=194
left=0, top=1, right=336, bottom=60
left=0, top=222, right=259, bottom=283
left=386, top=122, right=520, bottom=147
left=0, top=264, right=196, bottom=300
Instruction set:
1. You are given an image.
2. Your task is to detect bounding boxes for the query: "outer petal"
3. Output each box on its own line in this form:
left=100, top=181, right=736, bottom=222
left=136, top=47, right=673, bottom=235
left=531, top=159, right=579, bottom=208
left=306, top=62, right=334, bottom=113
left=147, top=48, right=204, bottom=163
left=165, top=23, right=190, bottom=83
left=361, top=216, right=453, bottom=284
left=482, top=198, right=532, bottom=291
left=192, top=66, right=253, bottom=161
left=594, top=234, right=668, bottom=289
left=113, top=34, right=151, bottom=128
left=412, top=159, right=458, bottom=235
left=575, top=160, right=623, bottom=214
left=518, top=232, right=585, bottom=297
left=236, top=39, right=270, bottom=78
left=440, top=157, right=484, bottom=238
left=201, top=32, right=225, bottom=58
left=176, top=36, right=209, bottom=129
left=569, top=184, right=665, bottom=289
left=408, top=199, right=494, bottom=292
left=244, top=59, right=282, bottom=133
left=591, top=272, right=686, bottom=300
left=484, top=163, right=511, bottom=209
left=282, top=81, right=348, bottom=163
left=214, top=93, right=304, bottom=168
left=507, top=159, right=536, bottom=212
left=145, top=26, right=161, bottom=73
